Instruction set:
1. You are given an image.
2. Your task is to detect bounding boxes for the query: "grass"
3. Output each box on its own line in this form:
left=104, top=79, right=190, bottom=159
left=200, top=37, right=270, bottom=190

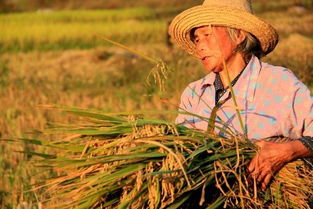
left=0, top=1, right=312, bottom=208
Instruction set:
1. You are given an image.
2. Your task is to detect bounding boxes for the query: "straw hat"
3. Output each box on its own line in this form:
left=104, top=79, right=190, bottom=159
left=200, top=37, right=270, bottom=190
left=169, top=0, right=279, bottom=55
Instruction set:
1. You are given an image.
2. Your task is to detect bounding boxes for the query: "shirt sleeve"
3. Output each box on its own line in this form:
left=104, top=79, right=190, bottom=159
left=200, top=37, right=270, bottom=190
left=288, top=80, right=313, bottom=138
left=175, top=85, right=195, bottom=128
left=284, top=78, right=313, bottom=157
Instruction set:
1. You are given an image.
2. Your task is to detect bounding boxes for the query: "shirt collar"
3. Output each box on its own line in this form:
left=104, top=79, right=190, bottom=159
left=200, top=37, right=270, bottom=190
left=234, top=55, right=262, bottom=102
left=201, top=55, right=262, bottom=102
left=201, top=71, right=216, bottom=90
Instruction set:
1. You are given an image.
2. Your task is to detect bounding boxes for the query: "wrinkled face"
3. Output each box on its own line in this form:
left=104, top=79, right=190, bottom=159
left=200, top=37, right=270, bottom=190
left=192, top=26, right=239, bottom=73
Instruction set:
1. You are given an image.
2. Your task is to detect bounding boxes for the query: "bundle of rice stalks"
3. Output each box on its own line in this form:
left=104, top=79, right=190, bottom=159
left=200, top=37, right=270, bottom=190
left=20, top=107, right=313, bottom=209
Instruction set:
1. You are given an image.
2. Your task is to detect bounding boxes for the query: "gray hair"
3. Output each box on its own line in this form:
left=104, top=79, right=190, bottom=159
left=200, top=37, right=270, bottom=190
left=227, top=27, right=264, bottom=60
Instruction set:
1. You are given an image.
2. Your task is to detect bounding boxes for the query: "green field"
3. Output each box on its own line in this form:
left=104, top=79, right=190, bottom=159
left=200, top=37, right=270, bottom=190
left=0, top=8, right=176, bottom=52
left=0, top=2, right=313, bottom=208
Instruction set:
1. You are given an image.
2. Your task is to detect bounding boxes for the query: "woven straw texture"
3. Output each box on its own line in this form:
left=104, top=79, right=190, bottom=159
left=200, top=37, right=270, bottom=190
left=169, top=2, right=279, bottom=55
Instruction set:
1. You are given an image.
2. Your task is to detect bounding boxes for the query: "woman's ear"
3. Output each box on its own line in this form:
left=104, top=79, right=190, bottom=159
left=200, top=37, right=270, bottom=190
left=235, top=30, right=246, bottom=45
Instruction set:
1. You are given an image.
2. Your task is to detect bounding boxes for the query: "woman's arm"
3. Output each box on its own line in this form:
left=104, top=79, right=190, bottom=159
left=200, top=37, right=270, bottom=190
left=247, top=139, right=313, bottom=190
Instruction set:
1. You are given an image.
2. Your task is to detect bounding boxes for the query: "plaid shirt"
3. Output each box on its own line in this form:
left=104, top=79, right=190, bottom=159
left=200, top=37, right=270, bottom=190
left=176, top=56, right=313, bottom=143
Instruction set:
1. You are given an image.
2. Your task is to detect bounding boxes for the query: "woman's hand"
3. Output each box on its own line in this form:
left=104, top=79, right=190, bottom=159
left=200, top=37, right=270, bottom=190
left=247, top=140, right=294, bottom=190
left=247, top=139, right=313, bottom=190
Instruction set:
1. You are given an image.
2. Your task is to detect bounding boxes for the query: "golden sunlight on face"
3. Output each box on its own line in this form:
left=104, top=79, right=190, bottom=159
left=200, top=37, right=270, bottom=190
left=193, top=26, right=239, bottom=73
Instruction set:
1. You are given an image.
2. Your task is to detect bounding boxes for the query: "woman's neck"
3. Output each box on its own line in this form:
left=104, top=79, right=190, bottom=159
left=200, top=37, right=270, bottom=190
left=219, top=53, right=247, bottom=87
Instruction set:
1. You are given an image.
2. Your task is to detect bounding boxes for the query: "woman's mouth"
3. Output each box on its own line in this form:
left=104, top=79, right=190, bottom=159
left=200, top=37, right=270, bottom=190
left=201, top=56, right=209, bottom=61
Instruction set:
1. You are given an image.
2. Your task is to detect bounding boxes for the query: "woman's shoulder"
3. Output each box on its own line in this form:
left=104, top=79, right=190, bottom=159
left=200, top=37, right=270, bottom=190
left=259, top=60, right=310, bottom=92
left=260, top=61, right=300, bottom=84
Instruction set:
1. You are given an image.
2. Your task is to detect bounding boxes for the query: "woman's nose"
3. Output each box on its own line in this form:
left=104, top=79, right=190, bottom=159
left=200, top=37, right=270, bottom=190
left=195, top=40, right=205, bottom=56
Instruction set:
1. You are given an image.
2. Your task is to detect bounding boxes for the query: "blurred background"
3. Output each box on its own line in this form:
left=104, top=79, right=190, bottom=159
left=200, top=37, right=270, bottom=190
left=0, top=0, right=312, bottom=208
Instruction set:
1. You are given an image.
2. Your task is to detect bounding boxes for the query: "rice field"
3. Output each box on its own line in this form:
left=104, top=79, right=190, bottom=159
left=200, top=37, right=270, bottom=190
left=0, top=8, right=176, bottom=52
left=0, top=1, right=313, bottom=208
left=1, top=2, right=312, bottom=53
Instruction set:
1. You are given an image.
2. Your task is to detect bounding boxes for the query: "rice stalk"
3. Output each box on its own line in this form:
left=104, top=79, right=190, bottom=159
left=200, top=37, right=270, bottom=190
left=222, top=60, right=246, bottom=138
left=13, top=107, right=312, bottom=209
left=97, top=35, right=170, bottom=92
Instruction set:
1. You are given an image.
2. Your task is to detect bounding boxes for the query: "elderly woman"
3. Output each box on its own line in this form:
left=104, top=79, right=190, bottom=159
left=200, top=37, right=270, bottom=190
left=169, top=0, right=313, bottom=190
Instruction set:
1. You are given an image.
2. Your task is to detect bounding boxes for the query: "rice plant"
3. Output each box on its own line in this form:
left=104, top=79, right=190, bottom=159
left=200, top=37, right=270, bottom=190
left=13, top=106, right=313, bottom=209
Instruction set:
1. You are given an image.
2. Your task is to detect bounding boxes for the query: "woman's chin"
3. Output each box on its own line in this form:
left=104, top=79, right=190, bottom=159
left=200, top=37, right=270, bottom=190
left=202, top=65, right=222, bottom=73
left=201, top=60, right=223, bottom=73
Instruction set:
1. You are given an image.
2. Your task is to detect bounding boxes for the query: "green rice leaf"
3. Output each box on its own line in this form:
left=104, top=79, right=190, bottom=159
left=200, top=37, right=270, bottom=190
left=166, top=192, right=192, bottom=209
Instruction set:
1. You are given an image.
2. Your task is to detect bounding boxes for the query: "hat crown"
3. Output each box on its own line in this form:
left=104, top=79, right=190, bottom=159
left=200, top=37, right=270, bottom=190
left=202, top=0, right=253, bottom=13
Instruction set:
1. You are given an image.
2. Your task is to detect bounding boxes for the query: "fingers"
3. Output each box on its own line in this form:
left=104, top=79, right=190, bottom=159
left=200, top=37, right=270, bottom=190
left=257, top=168, right=272, bottom=187
left=256, top=169, right=265, bottom=183
left=248, top=140, right=267, bottom=173
left=247, top=156, right=259, bottom=185
left=261, top=174, right=272, bottom=191
left=247, top=157, right=256, bottom=173
left=247, top=152, right=260, bottom=173
left=248, top=161, right=273, bottom=191
left=247, top=154, right=273, bottom=190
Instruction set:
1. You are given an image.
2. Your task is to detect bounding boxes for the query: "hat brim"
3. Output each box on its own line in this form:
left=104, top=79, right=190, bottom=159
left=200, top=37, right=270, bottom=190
left=169, top=5, right=279, bottom=55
